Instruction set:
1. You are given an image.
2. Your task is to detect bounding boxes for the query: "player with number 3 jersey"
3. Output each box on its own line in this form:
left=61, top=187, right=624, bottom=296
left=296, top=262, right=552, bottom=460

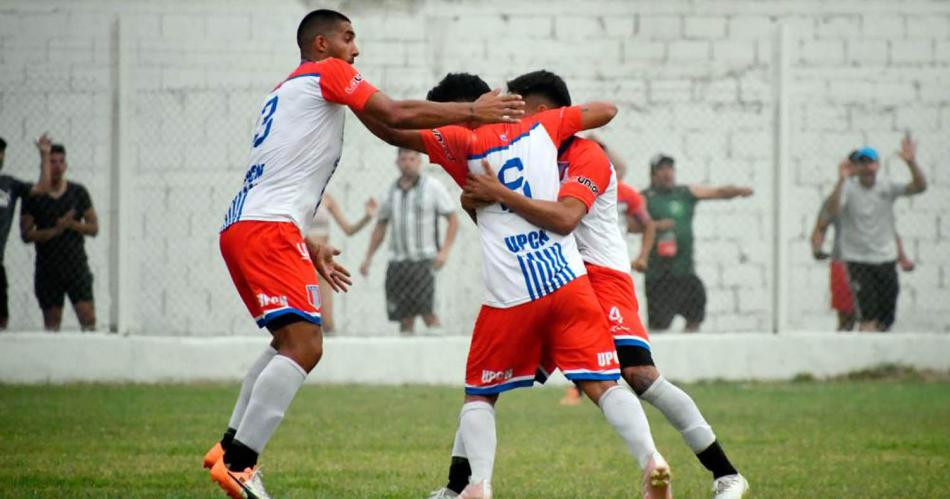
left=206, top=10, right=525, bottom=499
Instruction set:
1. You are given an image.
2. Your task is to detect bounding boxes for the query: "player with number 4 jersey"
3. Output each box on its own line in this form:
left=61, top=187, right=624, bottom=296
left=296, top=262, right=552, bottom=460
left=206, top=10, right=525, bottom=499
left=461, top=70, right=748, bottom=499
left=360, top=73, right=670, bottom=499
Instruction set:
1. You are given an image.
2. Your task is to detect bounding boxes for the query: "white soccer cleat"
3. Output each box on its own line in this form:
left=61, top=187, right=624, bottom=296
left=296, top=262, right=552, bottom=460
left=459, top=480, right=492, bottom=499
left=642, top=453, right=672, bottom=499
left=712, top=473, right=749, bottom=499
left=427, top=486, right=460, bottom=498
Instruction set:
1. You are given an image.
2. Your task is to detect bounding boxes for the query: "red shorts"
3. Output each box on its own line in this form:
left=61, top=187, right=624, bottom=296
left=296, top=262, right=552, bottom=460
left=586, top=263, right=650, bottom=350
left=465, top=276, right=620, bottom=396
left=830, top=260, right=854, bottom=314
left=220, top=221, right=321, bottom=329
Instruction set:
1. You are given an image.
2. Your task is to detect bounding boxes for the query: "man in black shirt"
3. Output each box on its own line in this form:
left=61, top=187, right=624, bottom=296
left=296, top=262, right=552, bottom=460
left=20, top=143, right=98, bottom=331
left=0, top=135, right=51, bottom=330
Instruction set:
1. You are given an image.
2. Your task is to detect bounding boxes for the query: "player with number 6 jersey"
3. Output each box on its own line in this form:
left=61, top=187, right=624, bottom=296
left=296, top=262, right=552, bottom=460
left=360, top=73, right=670, bottom=499
left=459, top=70, right=748, bottom=499
left=206, top=10, right=525, bottom=499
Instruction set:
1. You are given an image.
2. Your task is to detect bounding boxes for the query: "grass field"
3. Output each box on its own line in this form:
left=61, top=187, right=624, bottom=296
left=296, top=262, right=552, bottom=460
left=2, top=377, right=949, bottom=498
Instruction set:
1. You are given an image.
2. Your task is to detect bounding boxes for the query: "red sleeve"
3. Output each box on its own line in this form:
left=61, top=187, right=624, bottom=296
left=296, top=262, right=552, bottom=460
left=557, top=139, right=612, bottom=210
left=420, top=126, right=472, bottom=187
left=318, top=57, right=378, bottom=111
left=536, top=106, right=583, bottom=147
left=628, top=188, right=651, bottom=222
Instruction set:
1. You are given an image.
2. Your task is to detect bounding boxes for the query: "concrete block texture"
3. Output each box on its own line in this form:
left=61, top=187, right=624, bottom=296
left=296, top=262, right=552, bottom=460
left=0, top=0, right=946, bottom=335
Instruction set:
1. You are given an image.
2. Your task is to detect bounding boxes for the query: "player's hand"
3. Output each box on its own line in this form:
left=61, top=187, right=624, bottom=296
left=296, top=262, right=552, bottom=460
left=472, top=89, right=525, bottom=124
left=810, top=231, right=827, bottom=260
left=460, top=192, right=492, bottom=211
left=839, top=159, right=855, bottom=180
left=464, top=160, right=506, bottom=202
left=311, top=243, right=352, bottom=292
left=737, top=187, right=754, bottom=197
left=364, top=198, right=378, bottom=218
left=898, top=135, right=916, bottom=164
left=35, top=133, right=52, bottom=155
left=359, top=259, right=371, bottom=277
left=433, top=251, right=449, bottom=270
left=631, top=256, right=648, bottom=273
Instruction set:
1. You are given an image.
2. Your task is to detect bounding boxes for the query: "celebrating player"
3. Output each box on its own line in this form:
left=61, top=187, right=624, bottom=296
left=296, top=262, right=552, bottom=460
left=457, top=70, right=749, bottom=499
left=358, top=73, right=671, bottom=499
left=204, top=9, right=525, bottom=499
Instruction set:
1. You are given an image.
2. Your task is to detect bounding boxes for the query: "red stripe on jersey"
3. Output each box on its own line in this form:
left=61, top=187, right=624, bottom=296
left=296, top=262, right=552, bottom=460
left=274, top=58, right=378, bottom=111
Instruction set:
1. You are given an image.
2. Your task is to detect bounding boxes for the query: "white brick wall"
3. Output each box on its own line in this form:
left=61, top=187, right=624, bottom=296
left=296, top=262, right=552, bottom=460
left=0, top=0, right=947, bottom=335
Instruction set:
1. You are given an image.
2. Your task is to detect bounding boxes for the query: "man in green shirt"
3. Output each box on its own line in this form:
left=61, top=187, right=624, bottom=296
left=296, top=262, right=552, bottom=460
left=642, top=154, right=753, bottom=332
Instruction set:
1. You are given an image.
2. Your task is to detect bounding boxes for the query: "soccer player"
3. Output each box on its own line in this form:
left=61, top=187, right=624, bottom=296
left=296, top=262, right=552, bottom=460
left=359, top=73, right=671, bottom=499
left=204, top=9, right=525, bottom=499
left=458, top=70, right=749, bottom=499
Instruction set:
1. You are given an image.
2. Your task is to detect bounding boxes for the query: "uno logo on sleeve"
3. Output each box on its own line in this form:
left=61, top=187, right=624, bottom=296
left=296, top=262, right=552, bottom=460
left=569, top=175, right=599, bottom=195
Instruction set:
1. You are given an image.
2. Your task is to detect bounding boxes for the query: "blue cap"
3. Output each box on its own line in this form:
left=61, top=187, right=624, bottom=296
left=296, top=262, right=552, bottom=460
left=852, top=146, right=879, bottom=162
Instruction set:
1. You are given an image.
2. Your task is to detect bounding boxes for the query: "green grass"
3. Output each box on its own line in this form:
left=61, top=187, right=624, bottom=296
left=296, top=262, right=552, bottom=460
left=1, top=380, right=949, bottom=498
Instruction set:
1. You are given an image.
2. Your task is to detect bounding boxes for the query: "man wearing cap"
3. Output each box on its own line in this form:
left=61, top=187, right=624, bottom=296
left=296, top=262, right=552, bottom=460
left=642, top=154, right=753, bottom=332
left=826, top=137, right=927, bottom=332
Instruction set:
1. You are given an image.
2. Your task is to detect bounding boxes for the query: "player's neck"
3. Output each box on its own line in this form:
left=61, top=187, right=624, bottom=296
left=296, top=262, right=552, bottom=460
left=50, top=179, right=67, bottom=196
left=300, top=53, right=329, bottom=64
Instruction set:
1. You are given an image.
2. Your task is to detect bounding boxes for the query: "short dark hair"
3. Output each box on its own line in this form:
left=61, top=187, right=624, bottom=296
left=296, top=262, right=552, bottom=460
left=426, top=73, right=490, bottom=103
left=297, top=9, right=351, bottom=54
left=50, top=144, right=66, bottom=156
left=650, top=153, right=674, bottom=174
left=0, top=137, right=6, bottom=152
left=506, top=70, right=572, bottom=108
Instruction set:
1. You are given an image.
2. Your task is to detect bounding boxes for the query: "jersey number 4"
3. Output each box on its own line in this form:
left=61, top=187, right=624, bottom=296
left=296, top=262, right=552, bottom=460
left=252, top=96, right=279, bottom=148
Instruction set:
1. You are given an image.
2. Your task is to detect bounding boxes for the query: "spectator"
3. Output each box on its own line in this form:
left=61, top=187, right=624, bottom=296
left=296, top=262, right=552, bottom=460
left=642, top=154, right=753, bottom=332
left=810, top=176, right=915, bottom=332
left=306, top=193, right=377, bottom=333
left=0, top=134, right=52, bottom=330
left=826, top=137, right=927, bottom=332
left=20, top=143, right=99, bottom=332
left=359, top=148, right=459, bottom=334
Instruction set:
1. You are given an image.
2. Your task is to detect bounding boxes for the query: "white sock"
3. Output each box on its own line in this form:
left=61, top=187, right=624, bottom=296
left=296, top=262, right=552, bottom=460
left=227, top=346, right=278, bottom=429
left=599, top=385, right=657, bottom=469
left=451, top=429, right=467, bottom=458
left=640, top=376, right=715, bottom=453
left=234, top=354, right=307, bottom=453
left=458, top=401, right=496, bottom=486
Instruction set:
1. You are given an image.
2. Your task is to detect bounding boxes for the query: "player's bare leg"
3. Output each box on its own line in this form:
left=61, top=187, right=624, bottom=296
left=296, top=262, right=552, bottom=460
left=400, top=317, right=415, bottom=334
left=685, top=321, right=701, bottom=333
left=73, top=300, right=96, bottom=331
left=626, top=365, right=747, bottom=498
left=41, top=306, right=62, bottom=332
left=212, top=320, right=322, bottom=499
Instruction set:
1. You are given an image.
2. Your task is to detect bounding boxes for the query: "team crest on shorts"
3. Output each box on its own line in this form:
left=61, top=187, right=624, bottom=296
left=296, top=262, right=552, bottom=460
left=306, top=284, right=320, bottom=308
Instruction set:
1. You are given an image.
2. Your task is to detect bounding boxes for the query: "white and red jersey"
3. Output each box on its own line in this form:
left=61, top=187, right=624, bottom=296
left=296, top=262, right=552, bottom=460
left=421, top=107, right=587, bottom=308
left=616, top=180, right=650, bottom=228
left=556, top=137, right=630, bottom=273
left=222, top=58, right=378, bottom=233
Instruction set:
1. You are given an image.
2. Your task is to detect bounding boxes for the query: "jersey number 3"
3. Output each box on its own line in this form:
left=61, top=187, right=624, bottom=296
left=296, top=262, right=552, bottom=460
left=252, top=96, right=279, bottom=148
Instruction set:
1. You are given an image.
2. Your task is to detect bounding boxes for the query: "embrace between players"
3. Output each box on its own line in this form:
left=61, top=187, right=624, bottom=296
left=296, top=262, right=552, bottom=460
left=205, top=9, right=748, bottom=499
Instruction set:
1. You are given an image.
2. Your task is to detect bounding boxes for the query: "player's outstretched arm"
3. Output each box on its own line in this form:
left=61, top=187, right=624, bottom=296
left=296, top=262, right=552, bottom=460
left=354, top=111, right=426, bottom=153
left=361, top=89, right=524, bottom=130
left=464, top=160, right=587, bottom=235
left=577, top=101, right=619, bottom=131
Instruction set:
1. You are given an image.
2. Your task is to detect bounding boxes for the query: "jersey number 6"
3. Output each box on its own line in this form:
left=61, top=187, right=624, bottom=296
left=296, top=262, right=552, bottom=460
left=252, top=96, right=279, bottom=148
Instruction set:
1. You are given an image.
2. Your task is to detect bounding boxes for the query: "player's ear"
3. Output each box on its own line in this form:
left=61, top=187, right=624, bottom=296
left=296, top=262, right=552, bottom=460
left=313, top=34, right=328, bottom=54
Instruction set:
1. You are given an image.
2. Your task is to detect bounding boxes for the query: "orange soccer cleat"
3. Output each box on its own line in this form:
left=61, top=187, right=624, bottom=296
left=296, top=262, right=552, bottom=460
left=210, top=458, right=270, bottom=499
left=203, top=442, right=225, bottom=469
